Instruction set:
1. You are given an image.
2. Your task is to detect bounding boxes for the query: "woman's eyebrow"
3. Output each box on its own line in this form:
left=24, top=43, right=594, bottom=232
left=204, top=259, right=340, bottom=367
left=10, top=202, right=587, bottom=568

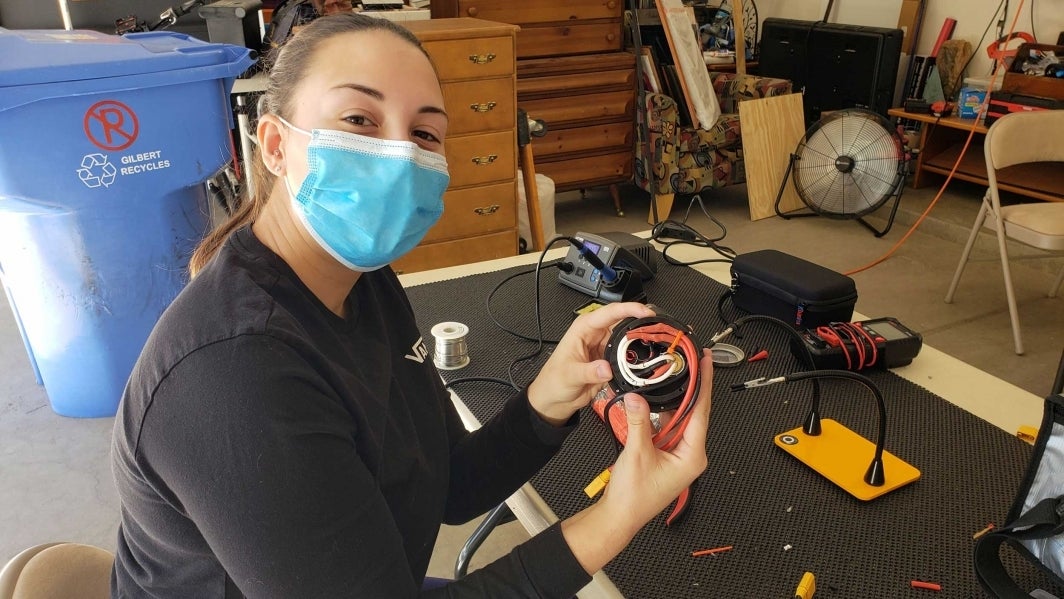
left=333, top=83, right=447, bottom=119
left=420, top=106, right=448, bottom=120
left=334, top=82, right=383, bottom=100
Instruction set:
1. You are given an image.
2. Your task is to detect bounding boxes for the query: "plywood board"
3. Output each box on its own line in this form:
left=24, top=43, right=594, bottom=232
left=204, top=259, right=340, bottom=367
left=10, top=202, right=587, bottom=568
left=656, top=0, right=721, bottom=130
left=739, top=92, right=806, bottom=221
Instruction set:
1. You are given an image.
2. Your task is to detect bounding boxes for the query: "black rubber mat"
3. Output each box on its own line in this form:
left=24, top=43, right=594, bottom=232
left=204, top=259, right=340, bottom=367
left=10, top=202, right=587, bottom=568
left=405, top=258, right=1053, bottom=598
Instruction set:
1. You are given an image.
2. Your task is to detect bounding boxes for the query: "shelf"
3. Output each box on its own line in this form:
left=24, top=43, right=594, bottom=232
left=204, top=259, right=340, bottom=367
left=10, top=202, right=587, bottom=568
left=922, top=142, right=986, bottom=182
left=922, top=143, right=1064, bottom=202
left=895, top=105, right=1064, bottom=203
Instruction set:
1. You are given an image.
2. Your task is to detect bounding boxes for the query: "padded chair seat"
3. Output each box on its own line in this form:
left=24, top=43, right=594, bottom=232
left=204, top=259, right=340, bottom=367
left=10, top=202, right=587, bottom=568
left=991, top=203, right=1064, bottom=251
left=3, top=543, right=113, bottom=599
left=676, top=113, right=743, bottom=154
left=634, top=73, right=792, bottom=202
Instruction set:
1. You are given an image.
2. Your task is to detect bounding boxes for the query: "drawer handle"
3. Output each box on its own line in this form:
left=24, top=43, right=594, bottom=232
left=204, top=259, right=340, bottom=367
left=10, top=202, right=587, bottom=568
left=607, top=0, right=617, bottom=8
left=466, top=6, right=479, bottom=17
left=468, top=53, right=497, bottom=65
left=469, top=101, right=497, bottom=113
left=471, top=154, right=498, bottom=165
left=606, top=33, right=617, bottom=42
left=474, top=204, right=500, bottom=216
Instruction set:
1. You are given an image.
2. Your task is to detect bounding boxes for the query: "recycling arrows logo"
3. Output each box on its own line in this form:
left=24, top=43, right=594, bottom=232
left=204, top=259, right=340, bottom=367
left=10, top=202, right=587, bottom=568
left=77, top=153, right=117, bottom=188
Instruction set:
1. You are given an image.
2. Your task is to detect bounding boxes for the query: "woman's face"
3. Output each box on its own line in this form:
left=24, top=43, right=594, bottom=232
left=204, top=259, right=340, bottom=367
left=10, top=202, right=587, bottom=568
left=280, top=29, right=447, bottom=187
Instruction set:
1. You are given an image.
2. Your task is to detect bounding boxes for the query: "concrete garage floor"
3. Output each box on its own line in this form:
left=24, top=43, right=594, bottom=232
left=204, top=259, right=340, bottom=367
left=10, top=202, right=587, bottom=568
left=2, top=176, right=1061, bottom=583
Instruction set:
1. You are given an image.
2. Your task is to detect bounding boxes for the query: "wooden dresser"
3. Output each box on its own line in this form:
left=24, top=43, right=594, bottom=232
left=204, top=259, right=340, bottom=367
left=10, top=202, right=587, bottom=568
left=431, top=0, right=636, bottom=216
left=393, top=18, right=520, bottom=274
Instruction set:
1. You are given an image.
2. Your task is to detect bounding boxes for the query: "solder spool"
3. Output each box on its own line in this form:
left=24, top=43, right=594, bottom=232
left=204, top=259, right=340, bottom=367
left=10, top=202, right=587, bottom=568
left=431, top=322, right=470, bottom=370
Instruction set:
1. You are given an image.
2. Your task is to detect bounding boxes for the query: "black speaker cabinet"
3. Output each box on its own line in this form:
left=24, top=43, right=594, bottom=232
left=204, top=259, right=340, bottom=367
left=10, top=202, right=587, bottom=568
left=759, top=18, right=902, bottom=124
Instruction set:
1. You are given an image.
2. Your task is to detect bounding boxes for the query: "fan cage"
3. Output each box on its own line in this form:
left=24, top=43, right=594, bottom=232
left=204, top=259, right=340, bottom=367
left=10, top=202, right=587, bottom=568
left=792, top=109, right=905, bottom=219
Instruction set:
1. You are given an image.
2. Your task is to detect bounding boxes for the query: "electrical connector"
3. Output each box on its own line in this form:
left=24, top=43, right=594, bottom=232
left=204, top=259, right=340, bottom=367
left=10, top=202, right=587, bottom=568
left=730, top=376, right=787, bottom=391
left=584, top=468, right=612, bottom=499
left=658, top=223, right=698, bottom=241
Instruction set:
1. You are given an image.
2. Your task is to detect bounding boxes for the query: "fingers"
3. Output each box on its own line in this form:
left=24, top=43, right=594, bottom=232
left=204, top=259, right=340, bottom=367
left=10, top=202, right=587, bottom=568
left=621, top=394, right=653, bottom=452
left=572, top=302, right=654, bottom=337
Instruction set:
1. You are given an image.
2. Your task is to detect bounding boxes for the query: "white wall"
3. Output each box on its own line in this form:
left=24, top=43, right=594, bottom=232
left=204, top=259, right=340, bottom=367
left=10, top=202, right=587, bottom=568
left=755, top=0, right=1064, bottom=77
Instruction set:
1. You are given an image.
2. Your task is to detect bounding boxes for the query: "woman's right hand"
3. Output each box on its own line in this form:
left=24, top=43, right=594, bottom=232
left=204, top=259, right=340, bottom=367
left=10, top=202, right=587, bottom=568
left=559, top=351, right=713, bottom=576
left=601, top=351, right=713, bottom=529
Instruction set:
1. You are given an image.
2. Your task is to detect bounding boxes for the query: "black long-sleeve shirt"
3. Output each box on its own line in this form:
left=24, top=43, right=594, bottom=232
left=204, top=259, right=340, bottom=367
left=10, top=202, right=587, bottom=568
left=111, top=226, right=591, bottom=597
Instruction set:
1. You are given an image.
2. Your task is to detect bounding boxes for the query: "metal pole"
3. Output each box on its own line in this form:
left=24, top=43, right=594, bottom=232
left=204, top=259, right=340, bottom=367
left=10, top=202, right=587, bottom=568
left=235, top=95, right=257, bottom=200
left=57, top=0, right=74, bottom=29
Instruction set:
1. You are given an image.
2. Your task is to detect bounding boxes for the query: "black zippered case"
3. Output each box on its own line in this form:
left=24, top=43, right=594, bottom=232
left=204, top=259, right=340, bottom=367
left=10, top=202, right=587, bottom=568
left=723, top=249, right=858, bottom=328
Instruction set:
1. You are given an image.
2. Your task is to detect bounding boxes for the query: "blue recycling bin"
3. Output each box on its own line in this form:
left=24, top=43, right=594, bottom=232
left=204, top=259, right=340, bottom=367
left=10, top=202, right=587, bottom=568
left=0, top=29, right=254, bottom=417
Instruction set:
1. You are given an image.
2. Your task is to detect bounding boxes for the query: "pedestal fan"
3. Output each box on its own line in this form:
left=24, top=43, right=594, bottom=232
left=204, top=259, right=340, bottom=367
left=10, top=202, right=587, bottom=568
left=773, top=108, right=907, bottom=237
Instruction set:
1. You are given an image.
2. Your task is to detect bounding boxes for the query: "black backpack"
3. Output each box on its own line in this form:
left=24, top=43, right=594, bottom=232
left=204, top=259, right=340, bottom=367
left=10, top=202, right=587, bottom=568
left=974, top=351, right=1064, bottom=598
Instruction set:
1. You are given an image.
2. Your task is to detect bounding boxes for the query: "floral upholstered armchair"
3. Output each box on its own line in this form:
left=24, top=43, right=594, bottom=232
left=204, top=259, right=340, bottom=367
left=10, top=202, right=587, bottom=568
left=634, top=71, right=793, bottom=223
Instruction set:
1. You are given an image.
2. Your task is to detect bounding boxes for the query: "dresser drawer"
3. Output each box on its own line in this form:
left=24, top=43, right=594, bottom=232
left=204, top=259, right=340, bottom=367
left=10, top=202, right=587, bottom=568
left=442, top=77, right=515, bottom=136
left=423, top=181, right=516, bottom=243
left=537, top=149, right=631, bottom=190
left=445, top=130, right=516, bottom=187
left=517, top=68, right=634, bottom=99
left=422, top=35, right=515, bottom=81
left=517, top=51, right=636, bottom=78
left=393, top=230, right=518, bottom=274
left=531, top=121, right=632, bottom=160
left=520, top=90, right=633, bottom=128
left=518, top=22, right=622, bottom=58
left=456, top=0, right=622, bottom=23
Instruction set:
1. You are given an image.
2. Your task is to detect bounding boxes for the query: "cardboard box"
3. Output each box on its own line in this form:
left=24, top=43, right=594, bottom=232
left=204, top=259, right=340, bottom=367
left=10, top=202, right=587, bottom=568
left=1002, top=43, right=1064, bottom=100
left=897, top=0, right=922, bottom=55
left=957, top=87, right=987, bottom=119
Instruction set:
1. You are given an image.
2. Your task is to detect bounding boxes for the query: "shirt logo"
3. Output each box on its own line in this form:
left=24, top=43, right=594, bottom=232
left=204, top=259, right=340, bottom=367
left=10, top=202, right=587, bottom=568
left=405, top=336, right=429, bottom=363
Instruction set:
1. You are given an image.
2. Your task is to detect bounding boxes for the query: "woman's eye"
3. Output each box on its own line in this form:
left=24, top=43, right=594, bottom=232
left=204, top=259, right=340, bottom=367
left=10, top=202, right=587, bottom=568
left=413, top=130, right=440, bottom=144
left=344, top=115, right=374, bottom=127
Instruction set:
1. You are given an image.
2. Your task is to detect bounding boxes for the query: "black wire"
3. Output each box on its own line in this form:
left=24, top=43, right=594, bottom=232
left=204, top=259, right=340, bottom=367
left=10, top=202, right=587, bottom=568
left=444, top=236, right=584, bottom=401
left=444, top=376, right=517, bottom=391
left=959, top=0, right=1008, bottom=78
left=485, top=266, right=562, bottom=344
left=603, top=393, right=627, bottom=457
left=505, top=237, right=576, bottom=390
left=724, top=313, right=823, bottom=434
left=649, top=195, right=737, bottom=267
left=1030, top=0, right=1036, bottom=43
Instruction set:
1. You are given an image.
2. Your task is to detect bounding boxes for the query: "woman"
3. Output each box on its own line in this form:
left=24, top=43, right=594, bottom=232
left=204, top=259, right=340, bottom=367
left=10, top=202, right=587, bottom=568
left=111, top=13, right=713, bottom=598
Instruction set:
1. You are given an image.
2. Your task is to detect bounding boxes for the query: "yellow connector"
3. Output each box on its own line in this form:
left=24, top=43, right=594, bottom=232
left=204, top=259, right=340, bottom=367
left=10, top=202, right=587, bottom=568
left=794, top=571, right=816, bottom=599
left=584, top=468, right=611, bottom=499
left=1016, top=425, right=1039, bottom=445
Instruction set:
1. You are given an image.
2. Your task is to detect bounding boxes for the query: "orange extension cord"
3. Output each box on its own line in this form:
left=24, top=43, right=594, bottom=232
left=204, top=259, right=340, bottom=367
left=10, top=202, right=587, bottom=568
left=843, top=0, right=1027, bottom=277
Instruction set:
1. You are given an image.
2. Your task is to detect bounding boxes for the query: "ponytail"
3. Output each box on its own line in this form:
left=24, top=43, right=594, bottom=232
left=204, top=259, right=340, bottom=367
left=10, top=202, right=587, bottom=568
left=189, top=138, right=275, bottom=277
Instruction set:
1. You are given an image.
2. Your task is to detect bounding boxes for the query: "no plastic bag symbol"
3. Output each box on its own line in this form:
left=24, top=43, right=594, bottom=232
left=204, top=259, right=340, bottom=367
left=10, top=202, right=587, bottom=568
left=84, top=100, right=139, bottom=151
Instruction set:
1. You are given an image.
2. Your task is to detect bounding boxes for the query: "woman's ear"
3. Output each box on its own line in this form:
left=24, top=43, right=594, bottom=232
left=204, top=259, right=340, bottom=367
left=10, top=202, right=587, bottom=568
left=257, top=114, right=286, bottom=176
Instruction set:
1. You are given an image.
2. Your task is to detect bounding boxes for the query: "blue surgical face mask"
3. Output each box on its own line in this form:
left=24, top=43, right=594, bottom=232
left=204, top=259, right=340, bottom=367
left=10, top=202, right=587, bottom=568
left=278, top=117, right=449, bottom=271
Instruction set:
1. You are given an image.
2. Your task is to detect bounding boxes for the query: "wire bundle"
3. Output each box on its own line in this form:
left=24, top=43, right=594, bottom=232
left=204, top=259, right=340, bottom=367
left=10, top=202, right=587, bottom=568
left=602, top=315, right=702, bottom=452
left=814, top=322, right=880, bottom=371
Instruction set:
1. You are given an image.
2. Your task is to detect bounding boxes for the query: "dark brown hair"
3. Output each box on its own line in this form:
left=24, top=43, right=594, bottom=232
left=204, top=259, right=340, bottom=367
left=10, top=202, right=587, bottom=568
left=189, top=13, right=430, bottom=276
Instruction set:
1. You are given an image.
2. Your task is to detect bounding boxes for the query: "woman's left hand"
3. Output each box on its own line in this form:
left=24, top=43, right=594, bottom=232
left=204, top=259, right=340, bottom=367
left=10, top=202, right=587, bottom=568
left=527, top=302, right=656, bottom=426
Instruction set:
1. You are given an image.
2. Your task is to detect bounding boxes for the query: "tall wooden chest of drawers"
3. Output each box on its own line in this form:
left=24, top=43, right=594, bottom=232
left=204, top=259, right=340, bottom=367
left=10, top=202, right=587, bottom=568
left=393, top=18, right=520, bottom=274
left=432, top=1, right=636, bottom=215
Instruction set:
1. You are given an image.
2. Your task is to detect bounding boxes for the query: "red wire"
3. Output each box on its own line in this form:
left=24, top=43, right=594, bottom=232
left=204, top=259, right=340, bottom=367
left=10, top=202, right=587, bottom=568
left=624, top=325, right=701, bottom=452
